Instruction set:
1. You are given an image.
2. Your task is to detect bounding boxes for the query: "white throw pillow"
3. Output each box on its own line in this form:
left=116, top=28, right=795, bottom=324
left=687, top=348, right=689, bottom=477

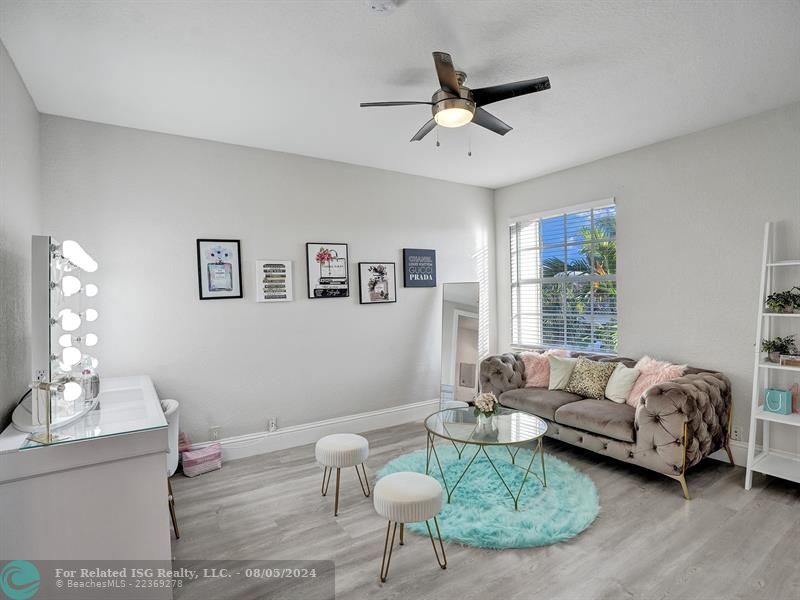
left=605, top=363, right=641, bottom=404
left=548, top=356, right=578, bottom=390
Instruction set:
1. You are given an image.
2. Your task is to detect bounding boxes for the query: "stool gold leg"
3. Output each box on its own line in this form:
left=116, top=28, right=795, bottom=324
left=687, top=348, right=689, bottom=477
left=334, top=468, right=341, bottom=516
left=321, top=466, right=333, bottom=496
left=425, top=517, right=447, bottom=570
left=355, top=463, right=371, bottom=497
left=379, top=521, right=397, bottom=582
left=399, top=523, right=404, bottom=545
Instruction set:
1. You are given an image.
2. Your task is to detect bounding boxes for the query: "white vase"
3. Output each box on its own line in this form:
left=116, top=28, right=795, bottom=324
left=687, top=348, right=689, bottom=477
left=476, top=413, right=498, bottom=438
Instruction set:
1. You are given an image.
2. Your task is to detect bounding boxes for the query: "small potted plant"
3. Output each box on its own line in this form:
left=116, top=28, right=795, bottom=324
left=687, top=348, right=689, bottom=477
left=473, top=392, right=499, bottom=436
left=761, top=335, right=798, bottom=363
left=764, top=287, right=800, bottom=314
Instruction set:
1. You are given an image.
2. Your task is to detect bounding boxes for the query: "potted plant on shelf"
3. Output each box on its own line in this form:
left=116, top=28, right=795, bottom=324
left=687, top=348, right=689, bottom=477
left=761, top=335, right=798, bottom=363
left=764, top=287, right=800, bottom=313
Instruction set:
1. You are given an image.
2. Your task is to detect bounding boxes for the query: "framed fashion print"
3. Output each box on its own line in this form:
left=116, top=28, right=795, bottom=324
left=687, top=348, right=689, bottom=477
left=255, top=260, right=293, bottom=302
left=197, top=239, right=242, bottom=300
left=403, top=248, right=436, bottom=287
left=358, top=262, right=397, bottom=304
left=306, top=243, right=349, bottom=298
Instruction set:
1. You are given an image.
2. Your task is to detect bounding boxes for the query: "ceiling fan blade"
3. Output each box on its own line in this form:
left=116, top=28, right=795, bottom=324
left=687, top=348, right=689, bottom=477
left=360, top=101, right=432, bottom=107
left=471, top=107, right=512, bottom=136
left=470, top=76, right=551, bottom=107
left=410, top=118, right=436, bottom=142
left=432, top=51, right=461, bottom=95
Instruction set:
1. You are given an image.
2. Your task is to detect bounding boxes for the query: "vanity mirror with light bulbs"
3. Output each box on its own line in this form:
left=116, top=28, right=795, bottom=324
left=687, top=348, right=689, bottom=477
left=0, top=236, right=171, bottom=566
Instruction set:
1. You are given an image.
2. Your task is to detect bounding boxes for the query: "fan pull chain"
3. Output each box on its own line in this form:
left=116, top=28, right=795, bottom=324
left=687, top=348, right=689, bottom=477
left=468, top=133, right=472, bottom=157
left=435, top=128, right=440, bottom=148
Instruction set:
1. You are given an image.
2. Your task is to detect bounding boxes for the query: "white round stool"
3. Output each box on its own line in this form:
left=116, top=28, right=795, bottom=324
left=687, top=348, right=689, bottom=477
left=315, top=433, right=370, bottom=516
left=373, top=472, right=447, bottom=582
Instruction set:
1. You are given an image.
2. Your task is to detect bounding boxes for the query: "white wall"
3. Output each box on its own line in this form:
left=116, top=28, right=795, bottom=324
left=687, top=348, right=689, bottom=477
left=0, top=39, right=40, bottom=428
left=40, top=116, right=495, bottom=442
left=495, top=102, right=800, bottom=450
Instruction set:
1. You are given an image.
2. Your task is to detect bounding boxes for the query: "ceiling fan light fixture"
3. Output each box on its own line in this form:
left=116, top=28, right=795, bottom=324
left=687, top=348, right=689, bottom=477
left=434, top=107, right=473, bottom=128
left=432, top=97, right=475, bottom=128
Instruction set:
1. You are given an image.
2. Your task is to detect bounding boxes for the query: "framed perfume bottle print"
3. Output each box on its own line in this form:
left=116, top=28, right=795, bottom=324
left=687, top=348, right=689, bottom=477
left=306, top=243, right=349, bottom=298
left=197, top=239, right=243, bottom=300
left=358, top=262, right=397, bottom=304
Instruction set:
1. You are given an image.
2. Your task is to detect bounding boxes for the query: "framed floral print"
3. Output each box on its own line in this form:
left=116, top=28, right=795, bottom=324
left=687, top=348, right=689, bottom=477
left=306, top=243, right=349, bottom=298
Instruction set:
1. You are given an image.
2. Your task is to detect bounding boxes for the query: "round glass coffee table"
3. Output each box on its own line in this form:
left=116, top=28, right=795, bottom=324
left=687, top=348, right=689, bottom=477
left=424, top=406, right=549, bottom=510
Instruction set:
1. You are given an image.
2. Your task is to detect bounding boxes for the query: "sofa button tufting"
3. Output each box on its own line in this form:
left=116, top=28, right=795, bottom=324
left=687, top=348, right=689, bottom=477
left=628, top=452, right=634, bottom=458
left=578, top=437, right=583, bottom=443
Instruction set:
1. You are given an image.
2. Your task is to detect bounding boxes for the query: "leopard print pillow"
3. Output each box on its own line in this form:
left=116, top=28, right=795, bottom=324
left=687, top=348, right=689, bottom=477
left=564, top=357, right=617, bottom=399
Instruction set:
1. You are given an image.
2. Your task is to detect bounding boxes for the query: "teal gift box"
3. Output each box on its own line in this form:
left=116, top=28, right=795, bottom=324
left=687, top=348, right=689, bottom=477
left=764, top=388, right=792, bottom=415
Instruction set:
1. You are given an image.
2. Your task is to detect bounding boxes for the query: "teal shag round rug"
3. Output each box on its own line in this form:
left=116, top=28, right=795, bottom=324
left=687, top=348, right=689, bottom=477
left=378, top=446, right=600, bottom=549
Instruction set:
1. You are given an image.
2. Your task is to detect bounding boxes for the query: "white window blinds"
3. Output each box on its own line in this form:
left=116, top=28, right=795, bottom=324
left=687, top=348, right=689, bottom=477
left=510, top=203, right=617, bottom=353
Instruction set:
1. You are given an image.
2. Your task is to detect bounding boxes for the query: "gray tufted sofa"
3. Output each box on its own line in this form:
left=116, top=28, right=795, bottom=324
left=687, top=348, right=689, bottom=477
left=479, top=351, right=734, bottom=498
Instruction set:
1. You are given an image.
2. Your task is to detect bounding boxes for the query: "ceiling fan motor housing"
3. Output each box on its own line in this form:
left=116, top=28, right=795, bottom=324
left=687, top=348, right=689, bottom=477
left=431, top=88, right=476, bottom=124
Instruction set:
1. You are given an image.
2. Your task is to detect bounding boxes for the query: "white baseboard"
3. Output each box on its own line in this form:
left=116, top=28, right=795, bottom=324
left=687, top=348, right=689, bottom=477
left=189, top=398, right=439, bottom=462
left=707, top=439, right=798, bottom=468
left=191, top=403, right=791, bottom=469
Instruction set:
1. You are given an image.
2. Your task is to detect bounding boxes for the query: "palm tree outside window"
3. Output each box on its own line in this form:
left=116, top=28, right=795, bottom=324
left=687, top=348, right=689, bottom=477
left=510, top=203, right=617, bottom=353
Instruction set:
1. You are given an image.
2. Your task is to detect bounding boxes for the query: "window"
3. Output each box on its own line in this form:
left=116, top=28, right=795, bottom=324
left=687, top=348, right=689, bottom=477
left=510, top=203, right=617, bottom=353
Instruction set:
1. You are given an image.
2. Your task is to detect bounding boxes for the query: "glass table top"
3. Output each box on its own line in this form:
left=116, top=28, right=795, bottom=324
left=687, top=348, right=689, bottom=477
left=425, top=407, right=548, bottom=446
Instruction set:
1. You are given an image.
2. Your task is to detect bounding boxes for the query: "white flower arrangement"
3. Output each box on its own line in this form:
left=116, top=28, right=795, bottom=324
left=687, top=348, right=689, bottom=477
left=473, top=392, right=498, bottom=417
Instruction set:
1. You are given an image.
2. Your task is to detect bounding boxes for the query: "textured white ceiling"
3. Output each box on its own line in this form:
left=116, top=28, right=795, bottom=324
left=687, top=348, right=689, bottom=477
left=2, top=0, right=799, bottom=188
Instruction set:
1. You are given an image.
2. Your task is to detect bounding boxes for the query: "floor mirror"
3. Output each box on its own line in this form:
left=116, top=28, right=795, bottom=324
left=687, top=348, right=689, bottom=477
left=440, top=282, right=480, bottom=410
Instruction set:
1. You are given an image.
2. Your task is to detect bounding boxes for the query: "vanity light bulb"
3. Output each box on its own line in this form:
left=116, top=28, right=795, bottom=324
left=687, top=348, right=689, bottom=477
left=61, top=275, right=81, bottom=296
left=58, top=334, right=73, bottom=347
left=90, top=357, right=99, bottom=369
left=63, top=381, right=82, bottom=402
left=84, top=309, right=98, bottom=322
left=62, top=240, right=98, bottom=273
left=84, top=283, right=98, bottom=297
left=58, top=309, right=81, bottom=332
left=62, top=347, right=82, bottom=366
left=84, top=333, right=98, bottom=346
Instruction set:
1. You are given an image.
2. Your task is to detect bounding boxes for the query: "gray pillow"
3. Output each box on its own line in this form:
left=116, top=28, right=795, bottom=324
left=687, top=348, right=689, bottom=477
left=548, top=356, right=578, bottom=390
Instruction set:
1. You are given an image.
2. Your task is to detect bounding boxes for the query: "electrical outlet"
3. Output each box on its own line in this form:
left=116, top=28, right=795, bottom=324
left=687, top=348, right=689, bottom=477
left=35, top=369, right=47, bottom=382
left=731, top=425, right=742, bottom=442
left=267, top=417, right=277, bottom=432
left=209, top=426, right=221, bottom=441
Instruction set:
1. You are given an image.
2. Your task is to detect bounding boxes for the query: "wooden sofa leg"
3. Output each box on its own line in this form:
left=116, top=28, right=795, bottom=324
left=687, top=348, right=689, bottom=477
left=672, top=421, right=691, bottom=500
left=675, top=474, right=690, bottom=500
left=724, top=441, right=735, bottom=467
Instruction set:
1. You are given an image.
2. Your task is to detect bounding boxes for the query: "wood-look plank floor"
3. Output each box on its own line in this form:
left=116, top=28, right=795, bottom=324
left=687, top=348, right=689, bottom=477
left=170, top=422, right=800, bottom=600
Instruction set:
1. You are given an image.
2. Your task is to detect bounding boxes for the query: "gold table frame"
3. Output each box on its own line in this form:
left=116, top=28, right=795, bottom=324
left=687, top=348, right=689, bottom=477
left=424, top=409, right=548, bottom=511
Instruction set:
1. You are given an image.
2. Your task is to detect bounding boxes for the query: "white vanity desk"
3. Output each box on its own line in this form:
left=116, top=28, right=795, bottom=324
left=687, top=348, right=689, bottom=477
left=0, top=375, right=172, bottom=565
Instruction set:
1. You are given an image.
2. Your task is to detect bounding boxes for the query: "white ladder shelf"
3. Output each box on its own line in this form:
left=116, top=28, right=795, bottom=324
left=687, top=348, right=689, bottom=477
left=745, top=222, right=800, bottom=488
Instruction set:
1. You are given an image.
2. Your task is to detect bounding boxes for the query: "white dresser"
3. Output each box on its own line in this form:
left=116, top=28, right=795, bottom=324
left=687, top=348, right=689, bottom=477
left=0, top=375, right=171, bottom=565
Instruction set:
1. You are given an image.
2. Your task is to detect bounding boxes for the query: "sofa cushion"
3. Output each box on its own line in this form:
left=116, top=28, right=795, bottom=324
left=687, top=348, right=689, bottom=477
left=554, top=399, right=636, bottom=443
left=548, top=355, right=579, bottom=390
left=521, top=349, right=570, bottom=388
left=499, top=388, right=582, bottom=421
left=564, top=357, right=617, bottom=399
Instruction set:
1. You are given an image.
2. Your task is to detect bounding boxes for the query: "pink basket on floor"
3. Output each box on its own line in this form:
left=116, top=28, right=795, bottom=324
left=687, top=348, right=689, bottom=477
left=182, top=442, right=222, bottom=477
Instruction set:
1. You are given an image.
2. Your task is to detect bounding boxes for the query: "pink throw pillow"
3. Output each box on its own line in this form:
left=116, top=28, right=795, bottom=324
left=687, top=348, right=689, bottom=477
left=523, top=349, right=570, bottom=388
left=626, top=356, right=687, bottom=407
